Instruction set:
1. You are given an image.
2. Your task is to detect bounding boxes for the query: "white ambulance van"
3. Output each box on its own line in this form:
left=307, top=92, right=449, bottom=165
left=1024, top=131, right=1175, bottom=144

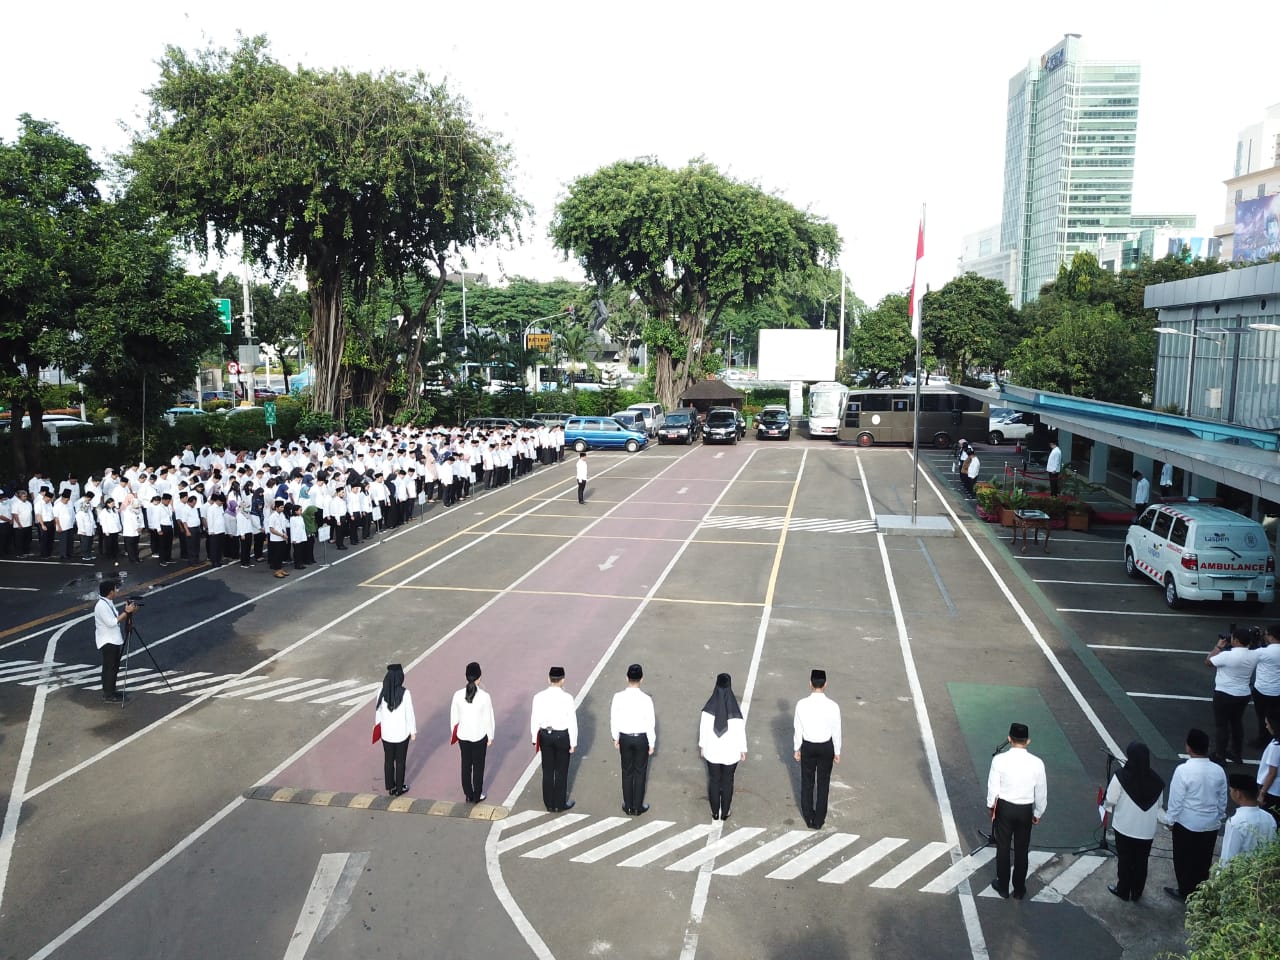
left=1124, top=502, right=1275, bottom=608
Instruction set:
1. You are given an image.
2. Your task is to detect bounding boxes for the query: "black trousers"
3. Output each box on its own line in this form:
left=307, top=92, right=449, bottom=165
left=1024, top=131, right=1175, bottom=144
left=123, top=535, right=140, bottom=563
left=15, top=525, right=33, bottom=556
left=1112, top=831, right=1154, bottom=900
left=239, top=534, right=253, bottom=566
left=101, top=642, right=122, bottom=697
left=1213, top=690, right=1251, bottom=758
left=1171, top=822, right=1218, bottom=896
left=705, top=760, right=738, bottom=818
left=382, top=738, right=409, bottom=792
left=618, top=732, right=650, bottom=812
left=459, top=738, right=488, bottom=802
left=1048, top=472, right=1061, bottom=496
left=157, top=527, right=173, bottom=562
left=39, top=525, right=54, bottom=556
left=538, top=728, right=571, bottom=810
left=267, top=538, right=286, bottom=571
left=800, top=739, right=835, bottom=826
left=577, top=479, right=586, bottom=504
left=992, top=800, right=1035, bottom=894
left=1253, top=686, right=1279, bottom=742
left=206, top=532, right=223, bottom=567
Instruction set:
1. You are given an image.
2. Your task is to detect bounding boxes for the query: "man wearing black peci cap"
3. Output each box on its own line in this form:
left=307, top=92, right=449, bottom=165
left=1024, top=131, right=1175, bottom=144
left=793, top=669, right=842, bottom=829
left=530, top=666, right=578, bottom=812
left=611, top=664, right=656, bottom=815
left=986, top=722, right=1047, bottom=899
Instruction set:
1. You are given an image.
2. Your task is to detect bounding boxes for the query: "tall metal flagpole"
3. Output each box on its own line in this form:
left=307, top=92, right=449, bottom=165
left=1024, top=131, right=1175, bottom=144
left=910, top=205, right=925, bottom=523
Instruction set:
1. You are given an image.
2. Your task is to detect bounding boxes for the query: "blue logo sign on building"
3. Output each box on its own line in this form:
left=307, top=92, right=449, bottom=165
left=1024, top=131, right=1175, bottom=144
left=1040, top=47, right=1066, bottom=73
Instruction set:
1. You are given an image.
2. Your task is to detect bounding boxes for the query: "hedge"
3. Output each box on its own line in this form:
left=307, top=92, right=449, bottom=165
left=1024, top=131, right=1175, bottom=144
left=1183, top=837, right=1280, bottom=959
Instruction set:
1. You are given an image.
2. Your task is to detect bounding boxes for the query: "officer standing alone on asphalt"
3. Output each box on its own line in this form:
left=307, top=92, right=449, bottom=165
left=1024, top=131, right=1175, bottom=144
left=530, top=666, right=578, bottom=812
left=576, top=451, right=588, bottom=504
left=611, top=663, right=656, bottom=816
left=986, top=722, right=1047, bottom=899
left=95, top=579, right=138, bottom=703
left=793, top=668, right=841, bottom=829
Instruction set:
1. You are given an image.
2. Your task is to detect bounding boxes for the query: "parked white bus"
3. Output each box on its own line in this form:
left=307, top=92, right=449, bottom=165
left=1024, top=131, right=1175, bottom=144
left=806, top=381, right=851, bottom=438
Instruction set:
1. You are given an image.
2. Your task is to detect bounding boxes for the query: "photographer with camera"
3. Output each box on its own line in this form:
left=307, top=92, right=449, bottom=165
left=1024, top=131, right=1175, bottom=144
left=1206, top=627, right=1260, bottom=764
left=1252, top=625, right=1280, bottom=748
left=95, top=580, right=139, bottom=703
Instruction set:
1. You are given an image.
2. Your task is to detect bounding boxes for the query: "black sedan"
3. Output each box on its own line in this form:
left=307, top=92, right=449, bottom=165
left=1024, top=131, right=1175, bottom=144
left=657, top=409, right=702, bottom=444
left=755, top=408, right=791, bottom=440
left=703, top=408, right=745, bottom=444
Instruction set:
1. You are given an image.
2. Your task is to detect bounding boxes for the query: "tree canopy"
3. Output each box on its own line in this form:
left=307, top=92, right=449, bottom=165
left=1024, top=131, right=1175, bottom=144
left=550, top=158, right=840, bottom=409
left=847, top=292, right=918, bottom=386
left=920, top=272, right=1017, bottom=381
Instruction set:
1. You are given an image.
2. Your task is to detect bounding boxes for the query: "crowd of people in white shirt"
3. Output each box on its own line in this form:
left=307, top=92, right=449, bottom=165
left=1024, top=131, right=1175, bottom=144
left=0, top=421, right=566, bottom=577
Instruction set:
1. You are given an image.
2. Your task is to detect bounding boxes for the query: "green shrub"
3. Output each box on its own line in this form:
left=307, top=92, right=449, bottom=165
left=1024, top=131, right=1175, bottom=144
left=298, top=410, right=339, bottom=436
left=345, top=406, right=372, bottom=434
left=1184, top=839, right=1280, bottom=959
left=205, top=400, right=234, bottom=413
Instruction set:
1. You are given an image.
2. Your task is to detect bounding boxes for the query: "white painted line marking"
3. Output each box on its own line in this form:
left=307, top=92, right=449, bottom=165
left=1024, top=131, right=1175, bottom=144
left=920, top=848, right=997, bottom=894
left=975, top=851, right=1054, bottom=897
left=0, top=664, right=65, bottom=683
left=597, top=554, right=619, bottom=571
left=123, top=670, right=215, bottom=693
left=309, top=682, right=379, bottom=705
left=714, top=829, right=812, bottom=877
left=335, top=684, right=385, bottom=707
left=1128, top=692, right=1212, bottom=702
left=214, top=676, right=303, bottom=699
left=495, top=810, right=545, bottom=832
left=1033, top=579, right=1142, bottom=587
left=571, top=819, right=676, bottom=864
left=283, top=851, right=355, bottom=960
left=1016, top=556, right=1114, bottom=562
left=766, top=832, right=862, bottom=881
left=279, top=679, right=360, bottom=703
left=666, top=827, right=765, bottom=872
left=245, top=677, right=330, bottom=701
left=495, top=814, right=589, bottom=855
left=817, top=837, right=908, bottom=884
left=521, top=817, right=629, bottom=860
left=714, top=452, right=724, bottom=459
left=1058, top=608, right=1219, bottom=618
left=0, top=660, right=39, bottom=675
left=1089, top=645, right=1203, bottom=654
left=0, top=586, right=38, bottom=592
left=677, top=486, right=688, bottom=495
left=151, top=673, right=241, bottom=694
left=869, top=840, right=952, bottom=888
left=618, top=824, right=715, bottom=868
left=1032, top=855, right=1106, bottom=903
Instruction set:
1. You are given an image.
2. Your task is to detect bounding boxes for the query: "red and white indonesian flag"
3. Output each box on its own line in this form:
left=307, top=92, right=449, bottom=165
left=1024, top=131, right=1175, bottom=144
left=908, top=213, right=924, bottom=341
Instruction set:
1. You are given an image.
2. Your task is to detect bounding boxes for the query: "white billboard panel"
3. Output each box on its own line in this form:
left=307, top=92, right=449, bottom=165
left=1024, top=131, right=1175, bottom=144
left=757, top=329, right=837, bottom=381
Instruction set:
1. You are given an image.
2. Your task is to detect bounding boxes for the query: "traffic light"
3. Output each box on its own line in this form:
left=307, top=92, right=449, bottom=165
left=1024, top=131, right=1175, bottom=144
left=213, top=298, right=233, bottom=335
left=242, top=313, right=253, bottom=339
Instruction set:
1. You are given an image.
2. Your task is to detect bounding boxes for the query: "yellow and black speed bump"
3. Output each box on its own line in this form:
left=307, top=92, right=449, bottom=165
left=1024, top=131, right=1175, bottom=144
left=245, top=785, right=509, bottom=820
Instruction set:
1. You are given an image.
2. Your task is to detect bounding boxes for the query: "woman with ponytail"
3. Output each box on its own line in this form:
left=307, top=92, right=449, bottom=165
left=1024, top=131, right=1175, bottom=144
left=450, top=661, right=496, bottom=802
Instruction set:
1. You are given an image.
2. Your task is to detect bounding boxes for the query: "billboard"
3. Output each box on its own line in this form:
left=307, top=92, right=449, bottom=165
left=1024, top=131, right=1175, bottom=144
left=1233, top=194, right=1280, bottom=262
left=757, top=329, right=837, bottom=382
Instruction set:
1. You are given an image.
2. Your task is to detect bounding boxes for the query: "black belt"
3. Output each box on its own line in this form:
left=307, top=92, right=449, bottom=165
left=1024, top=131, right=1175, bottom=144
left=541, top=727, right=567, bottom=734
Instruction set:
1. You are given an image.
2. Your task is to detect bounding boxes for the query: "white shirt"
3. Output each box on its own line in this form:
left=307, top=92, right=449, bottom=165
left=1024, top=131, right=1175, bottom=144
left=1258, top=741, right=1280, bottom=799
left=966, top=455, right=981, bottom=479
left=1219, top=806, right=1276, bottom=863
left=1254, top=643, right=1280, bottom=695
left=986, top=747, right=1048, bottom=818
left=1046, top=447, right=1062, bottom=473
left=698, top=712, right=747, bottom=765
left=1211, top=646, right=1258, bottom=697
left=1162, top=757, right=1227, bottom=832
left=793, top=691, right=841, bottom=754
left=529, top=685, right=578, bottom=748
left=450, top=687, right=496, bottom=743
left=1160, top=462, right=1173, bottom=487
left=375, top=690, right=417, bottom=744
left=1135, top=477, right=1150, bottom=503
left=610, top=686, right=656, bottom=747
left=576, top=458, right=588, bottom=482
left=94, top=596, right=123, bottom=649
left=1104, top=774, right=1163, bottom=840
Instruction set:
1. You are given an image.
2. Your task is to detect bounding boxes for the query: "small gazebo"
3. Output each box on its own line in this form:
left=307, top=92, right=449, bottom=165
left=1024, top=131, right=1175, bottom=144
left=678, top=378, right=746, bottom=415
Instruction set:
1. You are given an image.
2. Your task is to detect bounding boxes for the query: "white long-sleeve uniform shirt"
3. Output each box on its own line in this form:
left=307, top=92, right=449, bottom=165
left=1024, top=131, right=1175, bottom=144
left=1219, top=806, right=1276, bottom=864
left=1161, top=757, right=1227, bottom=832
left=610, top=686, right=656, bottom=748
left=986, top=747, right=1048, bottom=818
left=450, top=687, right=496, bottom=743
left=699, top=712, right=747, bottom=765
left=1103, top=775, right=1163, bottom=840
left=793, top=691, right=841, bottom=754
left=375, top=690, right=417, bottom=744
left=529, top=686, right=578, bottom=748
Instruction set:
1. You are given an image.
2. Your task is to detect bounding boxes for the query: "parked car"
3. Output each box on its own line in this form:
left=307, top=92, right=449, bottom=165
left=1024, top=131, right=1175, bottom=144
left=657, top=408, right=702, bottom=444
left=987, top=411, right=1035, bottom=445
left=530, top=412, right=572, bottom=426
left=201, top=390, right=233, bottom=402
left=755, top=406, right=791, bottom=441
left=253, top=387, right=279, bottom=400
left=222, top=405, right=264, bottom=417
left=1124, top=502, right=1275, bottom=608
left=610, top=411, right=644, bottom=432
left=704, top=407, right=745, bottom=444
left=626, top=402, right=666, bottom=437
left=463, top=417, right=521, bottom=433
left=164, top=407, right=208, bottom=425
left=563, top=416, right=647, bottom=452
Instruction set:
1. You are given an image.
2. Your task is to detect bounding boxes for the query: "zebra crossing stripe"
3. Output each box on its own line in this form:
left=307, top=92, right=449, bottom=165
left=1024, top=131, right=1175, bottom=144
left=278, top=679, right=361, bottom=703
left=976, top=850, right=1054, bottom=897
left=919, top=848, right=995, bottom=894
left=216, top=676, right=305, bottom=698
left=336, top=686, right=383, bottom=707
left=165, top=673, right=243, bottom=694
left=570, top=819, right=676, bottom=864
left=521, top=817, right=630, bottom=860
left=817, top=837, right=908, bottom=884
left=19, top=664, right=99, bottom=685
left=245, top=677, right=330, bottom=701
left=618, top=824, right=715, bottom=868
left=496, top=814, right=589, bottom=855
left=714, top=829, right=812, bottom=877
left=765, top=833, right=859, bottom=880
left=126, top=670, right=216, bottom=693
left=0, top=660, right=40, bottom=676
left=699, top=515, right=877, bottom=534
left=665, top=827, right=766, bottom=872
left=301, top=682, right=380, bottom=704
left=1032, top=855, right=1105, bottom=903
left=1, top=664, right=62, bottom=683
left=868, top=840, right=951, bottom=888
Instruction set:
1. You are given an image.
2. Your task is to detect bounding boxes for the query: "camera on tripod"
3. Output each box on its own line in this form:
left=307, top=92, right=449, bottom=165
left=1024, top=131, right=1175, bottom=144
left=1219, top=623, right=1263, bottom=649
left=123, top=596, right=145, bottom=607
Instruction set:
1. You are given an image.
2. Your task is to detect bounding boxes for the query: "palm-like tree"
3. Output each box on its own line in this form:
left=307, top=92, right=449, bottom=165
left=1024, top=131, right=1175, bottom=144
left=556, top=324, right=597, bottom=407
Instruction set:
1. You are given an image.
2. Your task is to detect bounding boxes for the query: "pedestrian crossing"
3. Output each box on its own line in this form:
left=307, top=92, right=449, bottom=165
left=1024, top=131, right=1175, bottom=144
left=0, top=658, right=377, bottom=706
left=496, top=811, right=1106, bottom=900
left=701, top=515, right=878, bottom=534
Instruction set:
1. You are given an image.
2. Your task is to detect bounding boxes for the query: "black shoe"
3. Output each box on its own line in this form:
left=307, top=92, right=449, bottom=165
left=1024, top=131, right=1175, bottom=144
left=720, top=810, right=730, bottom=822
left=812, top=821, right=824, bottom=830
left=477, top=794, right=486, bottom=803
left=1108, top=884, right=1130, bottom=902
left=1164, top=886, right=1186, bottom=902
left=102, top=692, right=125, bottom=702
left=637, top=804, right=649, bottom=815
left=561, top=800, right=575, bottom=811
left=623, top=805, right=633, bottom=815
left=990, top=880, right=1010, bottom=899
left=1011, top=888, right=1025, bottom=900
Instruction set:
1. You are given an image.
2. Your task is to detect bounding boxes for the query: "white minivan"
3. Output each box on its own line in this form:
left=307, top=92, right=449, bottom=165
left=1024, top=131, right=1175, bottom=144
left=626, top=402, right=665, bottom=437
left=1124, top=503, right=1275, bottom=608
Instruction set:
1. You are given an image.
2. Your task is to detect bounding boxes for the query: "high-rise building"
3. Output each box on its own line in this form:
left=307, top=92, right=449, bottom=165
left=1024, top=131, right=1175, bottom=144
left=1000, top=35, right=1144, bottom=305
left=1213, top=103, right=1280, bottom=262
left=955, top=225, right=1020, bottom=304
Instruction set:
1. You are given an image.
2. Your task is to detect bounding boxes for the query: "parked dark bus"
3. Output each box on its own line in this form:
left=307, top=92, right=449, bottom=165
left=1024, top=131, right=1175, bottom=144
left=837, top=388, right=989, bottom=447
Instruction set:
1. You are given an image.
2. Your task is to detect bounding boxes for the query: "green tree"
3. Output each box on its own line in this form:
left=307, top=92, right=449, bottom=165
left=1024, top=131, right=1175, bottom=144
left=550, top=158, right=840, bottom=410
left=847, top=292, right=917, bottom=386
left=920, top=272, right=1017, bottom=380
left=1008, top=301, right=1151, bottom=405
left=126, top=36, right=525, bottom=418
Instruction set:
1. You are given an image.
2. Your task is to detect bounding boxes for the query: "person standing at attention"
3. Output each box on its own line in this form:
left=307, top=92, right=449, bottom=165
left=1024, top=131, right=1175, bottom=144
left=375, top=663, right=416, bottom=797
left=1159, top=459, right=1175, bottom=499
left=576, top=450, right=588, bottom=505
left=986, top=722, right=1047, bottom=899
left=963, top=448, right=981, bottom=496
left=1218, top=773, right=1276, bottom=865
left=530, top=666, right=578, bottom=812
left=1045, top=440, right=1062, bottom=496
left=1161, top=728, right=1227, bottom=902
left=611, top=663, right=656, bottom=816
left=95, top=580, right=138, bottom=703
left=699, top=673, right=747, bottom=822
left=1132, top=470, right=1150, bottom=520
left=793, top=668, right=841, bottom=829
left=1103, top=741, right=1164, bottom=902
left=450, top=661, right=495, bottom=803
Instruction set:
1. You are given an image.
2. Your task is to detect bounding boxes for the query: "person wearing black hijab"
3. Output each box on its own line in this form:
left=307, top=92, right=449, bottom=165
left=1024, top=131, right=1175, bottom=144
left=1103, top=741, right=1165, bottom=901
left=375, top=664, right=417, bottom=796
left=698, top=674, right=747, bottom=821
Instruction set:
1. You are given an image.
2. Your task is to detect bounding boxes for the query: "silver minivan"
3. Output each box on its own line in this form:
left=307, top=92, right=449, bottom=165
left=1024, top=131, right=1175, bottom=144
left=626, top=402, right=665, bottom=437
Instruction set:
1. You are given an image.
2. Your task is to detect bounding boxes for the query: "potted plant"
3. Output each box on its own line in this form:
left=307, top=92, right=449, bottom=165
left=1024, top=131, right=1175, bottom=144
left=1002, top=488, right=1032, bottom=527
left=974, top=482, right=1002, bottom=522
left=1064, top=498, right=1091, bottom=531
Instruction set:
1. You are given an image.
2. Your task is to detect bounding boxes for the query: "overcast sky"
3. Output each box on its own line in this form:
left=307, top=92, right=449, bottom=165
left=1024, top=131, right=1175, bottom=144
left=5, top=2, right=1274, bottom=310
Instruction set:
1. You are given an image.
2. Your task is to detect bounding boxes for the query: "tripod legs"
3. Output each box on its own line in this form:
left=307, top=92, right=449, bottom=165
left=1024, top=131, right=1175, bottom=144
left=118, top=620, right=173, bottom=706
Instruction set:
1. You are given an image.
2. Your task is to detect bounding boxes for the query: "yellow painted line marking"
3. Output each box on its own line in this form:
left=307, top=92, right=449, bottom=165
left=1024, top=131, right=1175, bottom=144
left=349, top=793, right=377, bottom=809
left=765, top=451, right=806, bottom=608
left=357, top=583, right=764, bottom=607
left=310, top=791, right=337, bottom=806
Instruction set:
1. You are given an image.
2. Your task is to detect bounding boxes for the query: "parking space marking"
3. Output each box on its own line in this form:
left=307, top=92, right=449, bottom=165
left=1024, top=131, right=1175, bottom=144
left=1128, top=692, right=1212, bottom=702
left=1058, top=608, right=1221, bottom=618
left=1034, top=580, right=1142, bottom=588
left=1089, top=645, right=1202, bottom=655
left=1017, top=557, right=1113, bottom=563
left=355, top=584, right=765, bottom=608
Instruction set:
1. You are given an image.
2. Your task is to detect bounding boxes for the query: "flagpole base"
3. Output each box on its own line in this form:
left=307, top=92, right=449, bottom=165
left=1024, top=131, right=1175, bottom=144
left=875, top=514, right=955, bottom=537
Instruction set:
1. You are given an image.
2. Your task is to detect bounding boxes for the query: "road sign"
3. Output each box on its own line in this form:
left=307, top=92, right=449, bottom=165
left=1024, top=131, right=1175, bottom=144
left=227, top=361, right=240, bottom=375
left=263, top=402, right=277, bottom=426
left=214, top=298, right=233, bottom=334
left=526, top=332, right=553, bottom=352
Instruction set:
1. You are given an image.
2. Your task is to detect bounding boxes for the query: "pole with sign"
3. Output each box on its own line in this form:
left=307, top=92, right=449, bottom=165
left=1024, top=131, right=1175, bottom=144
left=214, top=298, right=233, bottom=335
left=263, top=401, right=277, bottom=439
